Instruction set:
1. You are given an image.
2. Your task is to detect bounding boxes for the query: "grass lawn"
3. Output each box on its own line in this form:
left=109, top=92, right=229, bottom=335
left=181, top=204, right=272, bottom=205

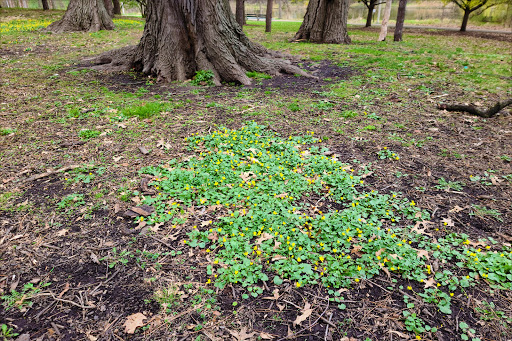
left=1, top=9, right=511, bottom=341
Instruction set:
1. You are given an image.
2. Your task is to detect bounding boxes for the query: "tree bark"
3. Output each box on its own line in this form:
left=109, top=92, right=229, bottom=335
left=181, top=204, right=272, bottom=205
left=103, top=0, right=113, bottom=17
left=393, top=0, right=407, bottom=41
left=45, top=0, right=114, bottom=33
left=112, top=0, right=121, bottom=14
left=42, top=0, right=50, bottom=10
left=378, top=0, right=392, bottom=41
left=266, top=0, right=273, bottom=32
left=460, top=9, right=471, bottom=32
left=365, top=2, right=375, bottom=27
left=293, top=0, right=351, bottom=44
left=91, top=0, right=309, bottom=85
left=236, top=0, right=245, bottom=27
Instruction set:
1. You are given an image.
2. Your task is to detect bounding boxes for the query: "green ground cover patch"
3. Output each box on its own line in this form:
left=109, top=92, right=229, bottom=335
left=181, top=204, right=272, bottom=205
left=136, top=123, right=512, bottom=318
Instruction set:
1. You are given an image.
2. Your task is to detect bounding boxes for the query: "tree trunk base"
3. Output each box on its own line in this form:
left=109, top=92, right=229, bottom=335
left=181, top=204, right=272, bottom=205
left=438, top=99, right=512, bottom=118
left=292, top=0, right=351, bottom=44
left=87, top=0, right=311, bottom=86
left=45, top=0, right=114, bottom=33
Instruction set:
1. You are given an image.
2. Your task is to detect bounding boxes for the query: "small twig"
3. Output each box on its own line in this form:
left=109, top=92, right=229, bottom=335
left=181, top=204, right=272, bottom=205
left=35, top=292, right=95, bottom=309
left=145, top=234, right=176, bottom=250
left=324, top=313, right=333, bottom=341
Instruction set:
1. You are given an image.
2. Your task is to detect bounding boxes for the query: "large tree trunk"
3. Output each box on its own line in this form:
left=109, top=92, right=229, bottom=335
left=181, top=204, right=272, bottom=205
left=112, top=0, right=121, bottom=14
left=236, top=0, right=245, bottom=27
left=293, top=0, right=351, bottom=44
left=266, top=0, right=273, bottom=32
left=42, top=0, right=50, bottom=10
left=103, top=0, right=113, bottom=17
left=91, top=0, right=309, bottom=85
left=378, top=0, right=392, bottom=41
left=45, top=0, right=114, bottom=33
left=393, top=0, right=407, bottom=41
left=460, top=9, right=470, bottom=32
left=365, top=2, right=375, bottom=27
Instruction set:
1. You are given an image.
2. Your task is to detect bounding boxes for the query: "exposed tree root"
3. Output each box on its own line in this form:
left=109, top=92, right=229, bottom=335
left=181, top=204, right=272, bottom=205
left=438, top=98, right=512, bottom=118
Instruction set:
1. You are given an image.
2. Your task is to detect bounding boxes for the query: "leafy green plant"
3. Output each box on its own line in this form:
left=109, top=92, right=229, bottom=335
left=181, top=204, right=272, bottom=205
left=246, top=71, right=271, bottom=80
left=435, top=177, right=465, bottom=191
left=311, top=100, right=334, bottom=111
left=377, top=147, right=400, bottom=160
left=0, top=128, right=16, bottom=136
left=1, top=324, right=19, bottom=340
left=100, top=247, right=132, bottom=268
left=120, top=101, right=170, bottom=119
left=66, top=165, right=105, bottom=184
left=57, top=193, right=85, bottom=212
left=191, top=70, right=215, bottom=86
left=78, top=129, right=101, bottom=140
left=1, top=282, right=51, bottom=311
left=470, top=205, right=502, bottom=222
left=338, top=110, right=358, bottom=118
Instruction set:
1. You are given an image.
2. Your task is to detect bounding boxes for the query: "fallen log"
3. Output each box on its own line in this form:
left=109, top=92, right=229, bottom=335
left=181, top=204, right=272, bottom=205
left=437, top=98, right=512, bottom=118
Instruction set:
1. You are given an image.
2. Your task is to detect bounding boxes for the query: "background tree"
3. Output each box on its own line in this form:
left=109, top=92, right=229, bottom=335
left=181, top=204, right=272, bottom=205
left=443, top=0, right=511, bottom=31
left=93, top=0, right=308, bottom=85
left=45, top=0, right=114, bottom=33
left=236, top=0, right=245, bottom=27
left=394, top=0, right=408, bottom=41
left=112, top=0, right=121, bottom=15
left=378, top=0, right=392, bottom=41
left=293, top=0, right=351, bottom=44
left=266, top=0, right=273, bottom=32
left=359, top=0, right=385, bottom=27
left=42, top=0, right=50, bottom=10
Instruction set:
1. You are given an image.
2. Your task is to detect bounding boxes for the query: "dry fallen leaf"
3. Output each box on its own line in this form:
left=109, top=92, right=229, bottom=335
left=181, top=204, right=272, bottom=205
left=263, top=289, right=280, bottom=300
left=424, top=277, right=436, bottom=288
left=449, top=205, right=466, bottom=213
left=411, top=221, right=433, bottom=236
left=293, top=302, right=313, bottom=326
left=351, top=245, right=364, bottom=256
left=259, top=332, right=274, bottom=340
left=255, top=233, right=273, bottom=245
left=124, top=312, right=147, bottom=334
left=415, top=249, right=430, bottom=260
left=56, top=229, right=68, bottom=237
left=207, top=231, right=218, bottom=241
left=228, top=327, right=255, bottom=341
left=441, top=217, right=454, bottom=227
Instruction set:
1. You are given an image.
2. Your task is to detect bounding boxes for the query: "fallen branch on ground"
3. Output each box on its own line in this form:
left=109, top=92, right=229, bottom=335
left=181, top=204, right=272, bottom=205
left=437, top=98, right=512, bottom=118
left=21, top=165, right=80, bottom=183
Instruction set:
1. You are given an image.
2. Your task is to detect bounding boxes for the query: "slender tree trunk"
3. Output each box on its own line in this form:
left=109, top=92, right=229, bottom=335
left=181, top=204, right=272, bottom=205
left=42, top=0, right=50, bottom=10
left=112, top=0, right=120, bottom=15
left=460, top=9, right=471, bottom=32
left=365, top=2, right=375, bottom=27
left=91, top=0, right=309, bottom=85
left=45, top=0, right=114, bottom=32
left=236, top=0, right=245, bottom=27
left=266, top=0, right=273, bottom=32
left=293, top=0, right=351, bottom=44
left=103, top=0, right=113, bottom=17
left=393, top=0, right=407, bottom=41
left=378, top=0, right=392, bottom=41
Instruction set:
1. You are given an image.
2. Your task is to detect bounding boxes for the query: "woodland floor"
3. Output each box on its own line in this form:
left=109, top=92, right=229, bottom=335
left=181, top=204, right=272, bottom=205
left=1, top=9, right=512, bottom=341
